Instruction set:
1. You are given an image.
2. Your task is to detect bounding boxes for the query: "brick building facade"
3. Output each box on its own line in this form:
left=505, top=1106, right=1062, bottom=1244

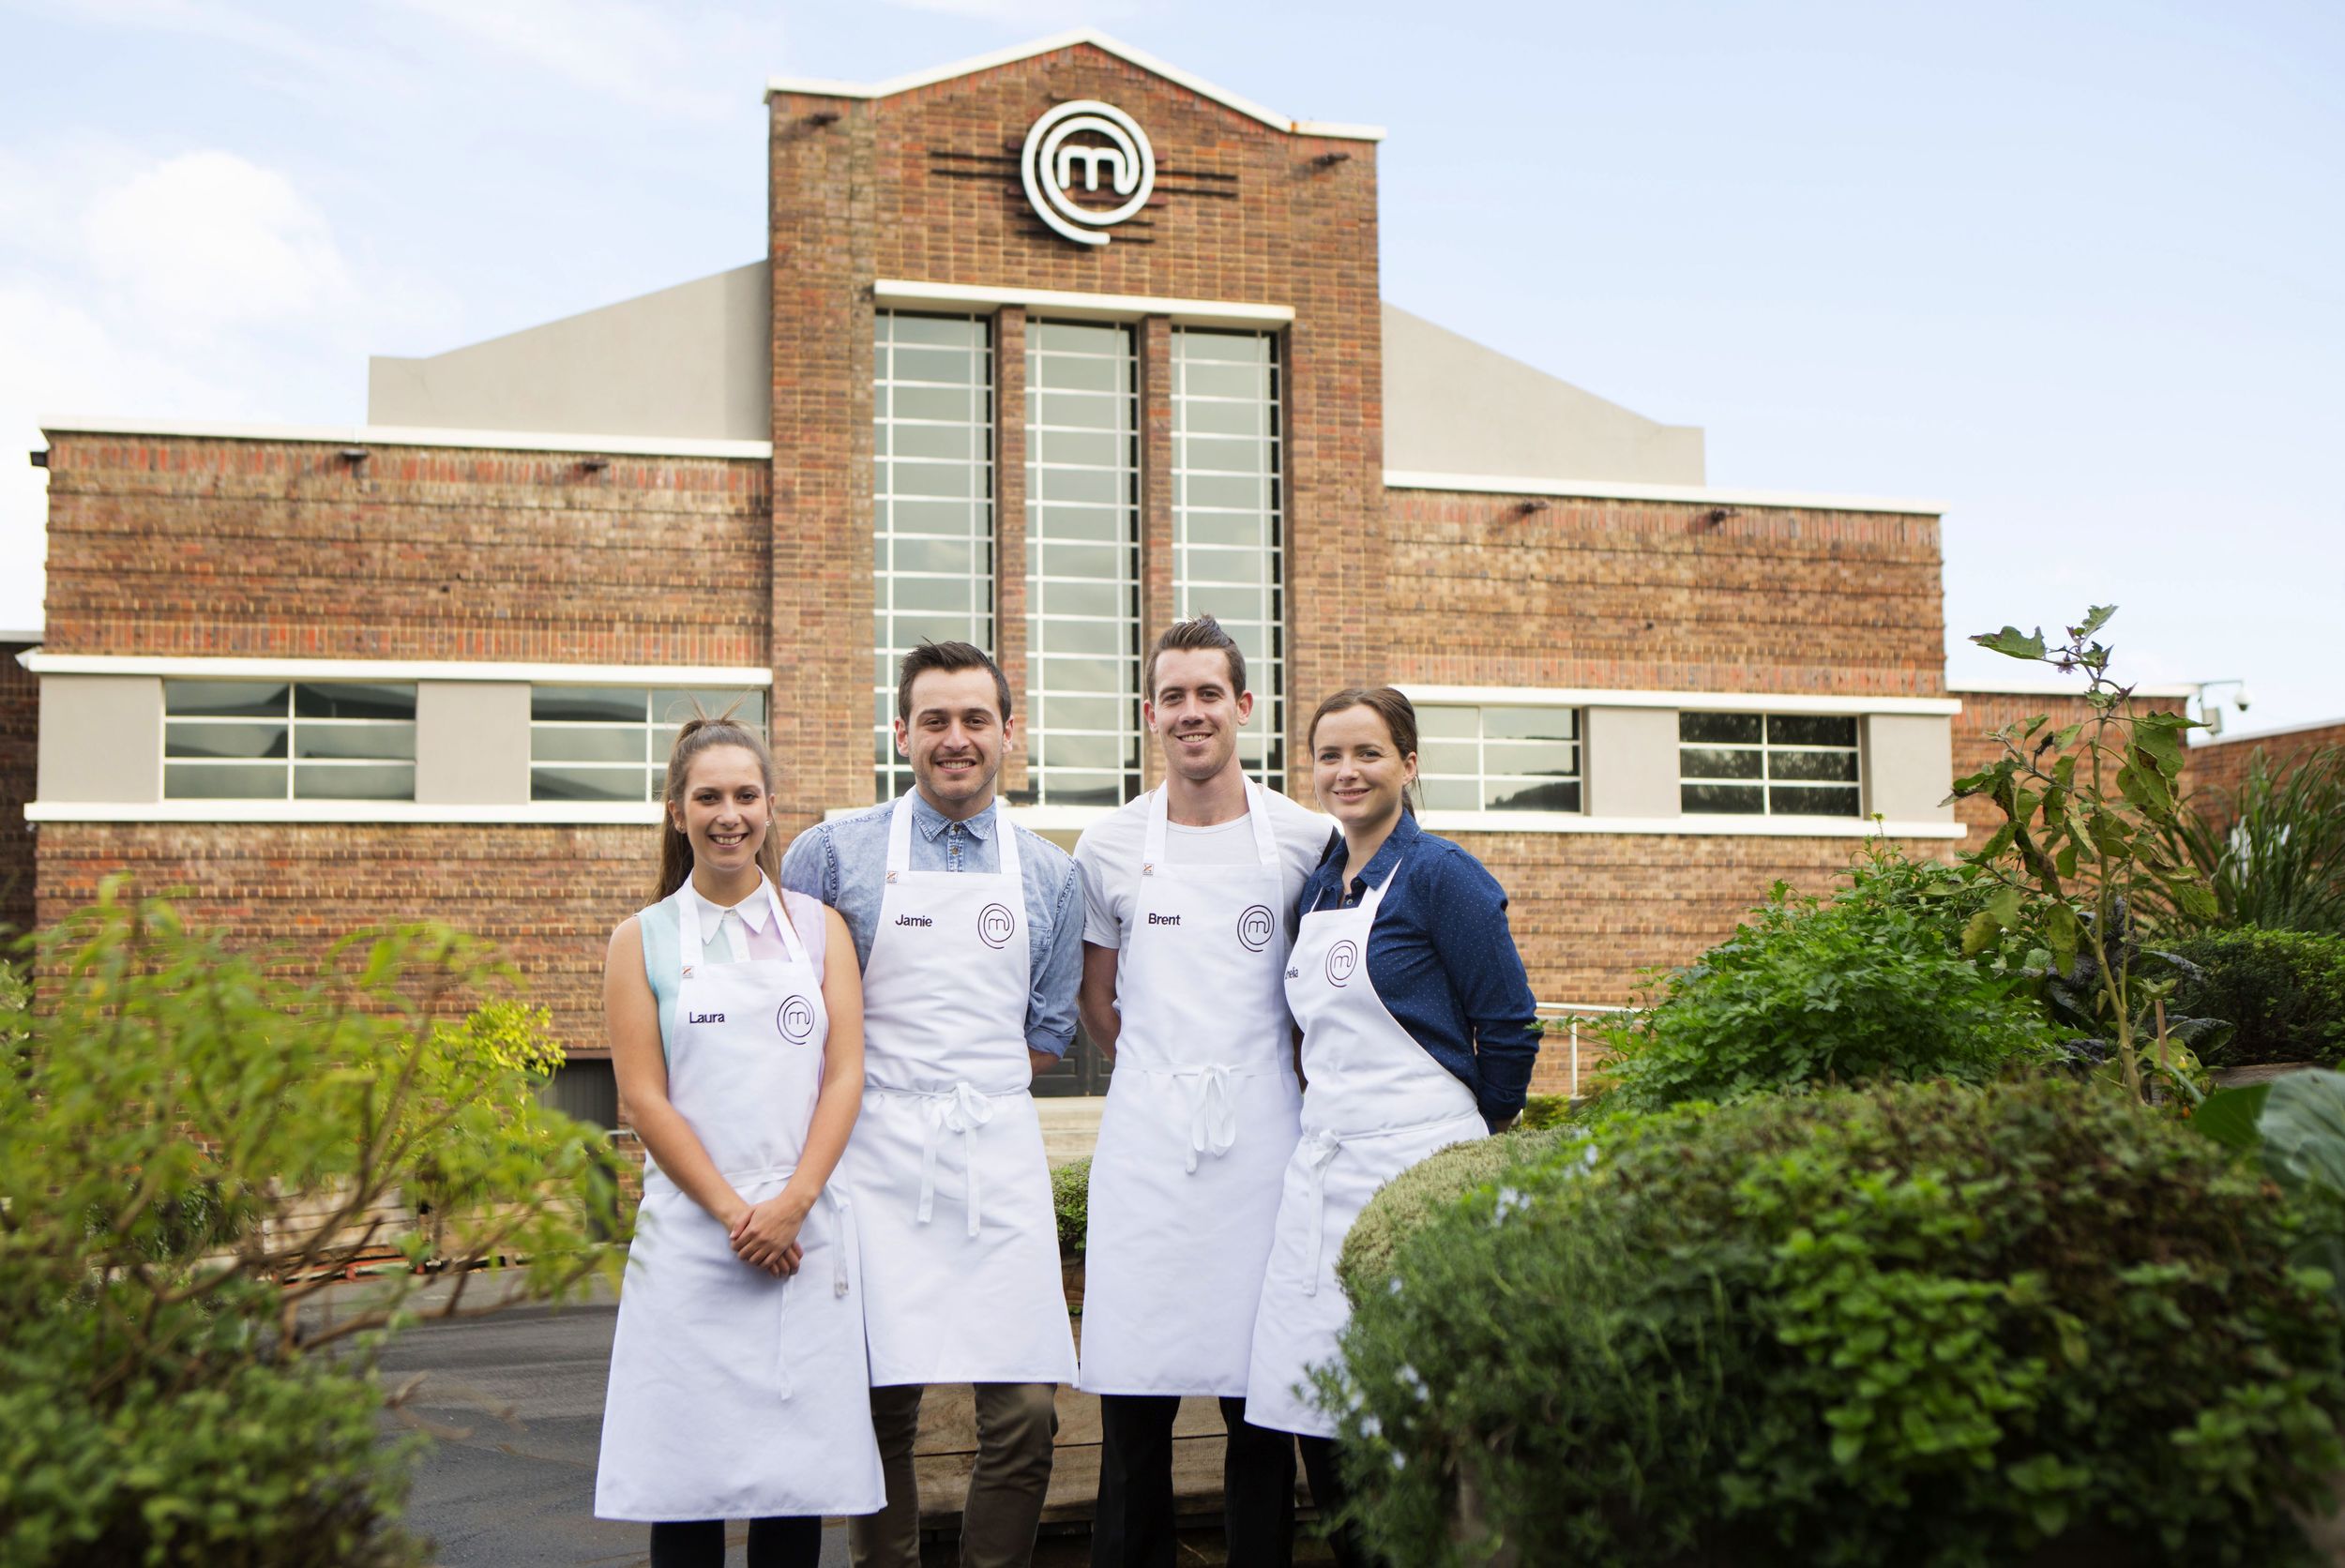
left=22, top=32, right=2173, bottom=1102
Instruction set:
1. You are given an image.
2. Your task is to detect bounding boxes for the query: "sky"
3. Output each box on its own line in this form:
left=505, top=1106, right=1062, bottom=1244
left=2, top=0, right=2338, bottom=737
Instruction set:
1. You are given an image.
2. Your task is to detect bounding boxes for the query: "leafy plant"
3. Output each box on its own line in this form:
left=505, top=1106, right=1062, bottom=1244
left=0, top=884, right=625, bottom=1567
left=2165, top=745, right=2345, bottom=937
left=1596, top=869, right=2060, bottom=1112
left=1335, top=1127, right=1567, bottom=1299
left=1052, top=1156, right=1089, bottom=1261
left=1952, top=604, right=2216, bottom=1099
left=2166, top=929, right=2345, bottom=1068
left=1324, top=1079, right=2345, bottom=1567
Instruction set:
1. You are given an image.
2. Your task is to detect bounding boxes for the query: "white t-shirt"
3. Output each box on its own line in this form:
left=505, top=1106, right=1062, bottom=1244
left=1075, top=785, right=1332, bottom=954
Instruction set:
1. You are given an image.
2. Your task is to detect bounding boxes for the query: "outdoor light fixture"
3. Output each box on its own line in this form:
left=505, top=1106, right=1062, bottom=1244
left=28, top=449, right=46, bottom=469
left=808, top=110, right=840, bottom=127
left=339, top=446, right=370, bottom=465
left=1311, top=150, right=1351, bottom=169
left=1516, top=498, right=1551, bottom=516
left=2194, top=677, right=2251, bottom=737
left=580, top=457, right=611, bottom=474
left=1702, top=507, right=1739, bottom=529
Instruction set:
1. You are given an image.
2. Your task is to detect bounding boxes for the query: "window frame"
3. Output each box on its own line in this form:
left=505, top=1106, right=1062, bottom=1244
left=1415, top=702, right=1584, bottom=816
left=162, top=679, right=418, bottom=803
left=1677, top=710, right=1864, bottom=819
left=528, top=686, right=770, bottom=806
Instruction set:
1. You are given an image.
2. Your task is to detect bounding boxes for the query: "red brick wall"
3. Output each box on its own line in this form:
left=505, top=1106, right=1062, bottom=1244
left=768, top=39, right=1384, bottom=821
left=2186, top=721, right=2345, bottom=829
left=39, top=435, right=771, bottom=662
left=1949, top=690, right=2192, bottom=841
left=1387, top=490, right=1945, bottom=696
left=0, top=641, right=36, bottom=937
left=35, top=823, right=658, bottom=1056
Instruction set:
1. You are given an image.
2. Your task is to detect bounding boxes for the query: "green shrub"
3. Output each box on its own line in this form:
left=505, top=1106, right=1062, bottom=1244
left=0, top=887, right=623, bottom=1568
left=1336, top=1127, right=1566, bottom=1300
left=2171, top=928, right=2345, bottom=1068
left=1053, top=1156, right=1090, bottom=1261
left=2167, top=745, right=2345, bottom=937
left=1322, top=1078, right=2345, bottom=1567
left=1519, top=1093, right=1573, bottom=1130
left=1600, top=872, right=2062, bottom=1111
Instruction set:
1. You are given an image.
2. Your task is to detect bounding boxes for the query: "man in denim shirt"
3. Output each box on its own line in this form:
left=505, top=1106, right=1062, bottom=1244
left=781, top=641, right=1082, bottom=1568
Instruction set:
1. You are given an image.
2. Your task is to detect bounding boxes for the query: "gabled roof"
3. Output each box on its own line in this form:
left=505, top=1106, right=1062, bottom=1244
left=764, top=28, right=1384, bottom=143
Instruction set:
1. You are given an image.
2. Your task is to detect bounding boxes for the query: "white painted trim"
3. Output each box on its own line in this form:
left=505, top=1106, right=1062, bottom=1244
left=1384, top=470, right=1946, bottom=517
left=1398, top=684, right=1962, bottom=718
left=0, top=628, right=40, bottom=644
left=1947, top=677, right=2201, bottom=700
left=39, top=415, right=772, bottom=461
left=876, top=279, right=1292, bottom=327
left=765, top=29, right=1386, bottom=143
left=2194, top=715, right=2345, bottom=746
left=25, top=800, right=665, bottom=825
left=1418, top=809, right=1965, bottom=841
left=23, top=653, right=774, bottom=686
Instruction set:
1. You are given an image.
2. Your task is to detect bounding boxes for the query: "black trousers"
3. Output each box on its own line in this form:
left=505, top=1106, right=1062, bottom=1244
left=648, top=1515, right=823, bottom=1568
left=1295, top=1437, right=1375, bottom=1568
left=1090, top=1394, right=1297, bottom=1568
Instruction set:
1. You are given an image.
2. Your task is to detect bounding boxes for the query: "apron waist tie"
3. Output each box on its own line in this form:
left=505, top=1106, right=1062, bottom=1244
left=1298, top=1130, right=1344, bottom=1297
left=916, top=1081, right=997, bottom=1239
left=772, top=1185, right=855, bottom=1401
left=1184, top=1063, right=1240, bottom=1174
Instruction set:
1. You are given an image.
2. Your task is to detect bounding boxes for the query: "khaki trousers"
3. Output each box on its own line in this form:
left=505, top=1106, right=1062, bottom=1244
left=850, top=1382, right=1059, bottom=1568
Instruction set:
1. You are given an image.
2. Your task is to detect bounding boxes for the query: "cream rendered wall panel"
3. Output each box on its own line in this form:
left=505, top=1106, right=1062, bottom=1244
left=1584, top=706, right=1681, bottom=819
left=367, top=263, right=770, bottom=442
left=1863, top=714, right=1957, bottom=824
left=39, top=674, right=163, bottom=804
left=416, top=682, right=531, bottom=805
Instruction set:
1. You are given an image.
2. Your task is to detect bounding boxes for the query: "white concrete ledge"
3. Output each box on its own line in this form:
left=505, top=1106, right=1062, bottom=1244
left=21, top=653, right=773, bottom=686
left=1399, top=685, right=1963, bottom=717
left=25, top=801, right=666, bottom=825
left=1384, top=470, right=1946, bottom=517
left=765, top=29, right=1386, bottom=143
left=1420, top=810, right=1966, bottom=840
left=38, top=415, right=773, bottom=461
left=877, top=279, right=1292, bottom=327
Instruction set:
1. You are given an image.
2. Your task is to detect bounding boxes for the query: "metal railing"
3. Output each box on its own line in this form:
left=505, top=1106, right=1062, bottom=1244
left=1536, top=1002, right=1632, bottom=1099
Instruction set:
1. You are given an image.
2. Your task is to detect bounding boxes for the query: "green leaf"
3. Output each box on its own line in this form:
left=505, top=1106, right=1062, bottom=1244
left=1961, top=910, right=2005, bottom=958
left=2259, top=1070, right=2345, bottom=1200
left=1972, top=626, right=2048, bottom=661
left=2045, top=903, right=2080, bottom=976
left=2075, top=604, right=2117, bottom=639
left=2191, top=1084, right=2270, bottom=1154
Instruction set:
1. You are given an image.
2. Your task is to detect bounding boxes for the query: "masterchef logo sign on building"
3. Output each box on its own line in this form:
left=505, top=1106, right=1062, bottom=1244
left=1020, top=99, right=1155, bottom=246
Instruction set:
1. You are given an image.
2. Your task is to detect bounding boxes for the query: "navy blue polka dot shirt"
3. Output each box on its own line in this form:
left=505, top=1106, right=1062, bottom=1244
left=1292, top=812, right=1541, bottom=1127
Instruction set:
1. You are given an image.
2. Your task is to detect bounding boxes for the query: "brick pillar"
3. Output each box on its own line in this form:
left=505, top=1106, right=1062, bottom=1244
left=767, top=93, right=877, bottom=831
left=993, top=306, right=1031, bottom=800
left=1136, top=314, right=1176, bottom=792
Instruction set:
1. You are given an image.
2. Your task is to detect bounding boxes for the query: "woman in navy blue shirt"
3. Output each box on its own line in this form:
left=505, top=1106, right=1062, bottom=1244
left=1244, top=686, right=1540, bottom=1567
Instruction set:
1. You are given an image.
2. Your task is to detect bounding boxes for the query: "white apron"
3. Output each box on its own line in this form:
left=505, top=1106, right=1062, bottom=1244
left=1080, top=780, right=1304, bottom=1396
left=597, top=881, right=885, bottom=1521
left=1244, top=848, right=1487, bottom=1438
left=836, top=796, right=1080, bottom=1386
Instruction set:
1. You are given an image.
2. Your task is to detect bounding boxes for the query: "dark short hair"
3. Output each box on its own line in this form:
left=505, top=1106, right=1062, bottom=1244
left=1144, top=614, right=1247, bottom=700
left=896, top=641, right=1013, bottom=724
left=1308, top=686, right=1421, bottom=812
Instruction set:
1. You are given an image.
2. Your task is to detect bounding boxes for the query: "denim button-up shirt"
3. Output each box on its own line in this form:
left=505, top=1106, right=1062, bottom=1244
left=780, top=794, right=1084, bottom=1059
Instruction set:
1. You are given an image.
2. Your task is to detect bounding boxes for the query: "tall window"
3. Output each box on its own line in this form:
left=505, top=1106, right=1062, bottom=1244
left=874, top=311, right=993, bottom=801
left=1418, top=705, right=1582, bottom=812
left=1023, top=321, right=1142, bottom=807
left=163, top=681, right=416, bottom=800
left=1172, top=327, right=1284, bottom=791
left=531, top=686, right=769, bottom=803
left=1680, top=713, right=1862, bottom=816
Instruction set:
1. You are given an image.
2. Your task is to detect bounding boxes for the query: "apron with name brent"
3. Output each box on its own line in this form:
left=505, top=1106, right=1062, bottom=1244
left=597, top=881, right=885, bottom=1521
left=1244, top=849, right=1487, bottom=1438
left=1080, top=779, right=1304, bottom=1396
left=837, top=796, right=1080, bottom=1386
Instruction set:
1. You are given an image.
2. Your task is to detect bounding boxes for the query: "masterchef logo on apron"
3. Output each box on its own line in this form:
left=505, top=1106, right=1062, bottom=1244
left=977, top=901, right=1017, bottom=949
left=1236, top=903, right=1277, bottom=952
left=777, top=995, right=816, bottom=1043
left=1325, top=939, right=1359, bottom=987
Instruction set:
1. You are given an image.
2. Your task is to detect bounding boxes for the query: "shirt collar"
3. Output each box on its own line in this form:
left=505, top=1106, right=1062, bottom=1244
left=910, top=790, right=994, bottom=844
left=1315, top=811, right=1421, bottom=902
left=688, top=874, right=775, bottom=942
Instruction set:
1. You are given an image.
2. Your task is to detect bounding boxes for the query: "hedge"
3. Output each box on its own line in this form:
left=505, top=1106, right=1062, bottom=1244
left=2170, top=928, right=2345, bottom=1068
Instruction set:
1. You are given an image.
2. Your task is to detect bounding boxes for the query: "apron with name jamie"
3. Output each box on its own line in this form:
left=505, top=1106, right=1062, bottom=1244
left=836, top=796, right=1080, bottom=1387
left=1244, top=848, right=1487, bottom=1438
left=1079, top=779, right=1304, bottom=1396
left=596, top=881, right=885, bottom=1521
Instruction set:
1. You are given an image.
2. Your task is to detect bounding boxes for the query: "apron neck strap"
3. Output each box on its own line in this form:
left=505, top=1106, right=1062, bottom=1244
left=885, top=792, right=1021, bottom=887
left=1142, top=776, right=1280, bottom=870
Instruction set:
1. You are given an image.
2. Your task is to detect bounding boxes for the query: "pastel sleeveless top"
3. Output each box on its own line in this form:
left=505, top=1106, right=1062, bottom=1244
left=639, top=880, right=829, bottom=1059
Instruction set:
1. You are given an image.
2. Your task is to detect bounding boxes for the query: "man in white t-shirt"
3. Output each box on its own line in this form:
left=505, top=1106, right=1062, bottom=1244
left=1073, top=614, right=1330, bottom=1568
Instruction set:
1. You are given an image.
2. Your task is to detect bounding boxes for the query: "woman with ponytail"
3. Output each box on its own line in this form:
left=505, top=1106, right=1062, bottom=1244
left=594, top=711, right=883, bottom=1565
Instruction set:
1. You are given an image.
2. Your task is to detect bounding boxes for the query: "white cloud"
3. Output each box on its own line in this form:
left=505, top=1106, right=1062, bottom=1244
left=82, top=150, right=357, bottom=340
left=382, top=0, right=787, bottom=122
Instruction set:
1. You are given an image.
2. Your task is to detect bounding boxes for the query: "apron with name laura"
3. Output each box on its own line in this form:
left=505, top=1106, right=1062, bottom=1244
left=597, top=880, right=885, bottom=1521
left=1244, top=849, right=1487, bottom=1438
left=836, top=796, right=1080, bottom=1386
left=1079, top=779, right=1304, bottom=1396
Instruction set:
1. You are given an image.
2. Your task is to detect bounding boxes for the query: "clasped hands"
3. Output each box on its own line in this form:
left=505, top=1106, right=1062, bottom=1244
left=727, top=1191, right=810, bottom=1277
